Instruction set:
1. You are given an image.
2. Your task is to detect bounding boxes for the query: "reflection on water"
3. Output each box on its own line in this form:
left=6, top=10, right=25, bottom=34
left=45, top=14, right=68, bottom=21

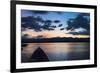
left=21, top=42, right=90, bottom=63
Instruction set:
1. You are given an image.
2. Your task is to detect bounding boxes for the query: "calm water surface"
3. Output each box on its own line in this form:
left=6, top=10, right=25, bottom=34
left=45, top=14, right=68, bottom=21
left=21, top=42, right=90, bottom=62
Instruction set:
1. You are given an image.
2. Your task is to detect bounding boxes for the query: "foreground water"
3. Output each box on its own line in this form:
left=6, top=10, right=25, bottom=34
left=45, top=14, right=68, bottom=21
left=21, top=42, right=90, bottom=62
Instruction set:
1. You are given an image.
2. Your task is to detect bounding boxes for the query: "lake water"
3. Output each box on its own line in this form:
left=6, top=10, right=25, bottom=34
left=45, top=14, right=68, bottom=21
left=21, top=42, right=90, bottom=62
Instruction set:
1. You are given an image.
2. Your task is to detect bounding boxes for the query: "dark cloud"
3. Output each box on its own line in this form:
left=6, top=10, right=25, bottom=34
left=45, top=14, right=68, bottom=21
left=21, top=16, right=43, bottom=32
left=31, top=10, right=49, bottom=14
left=30, top=10, right=64, bottom=15
left=50, top=25, right=56, bottom=28
left=42, top=20, right=57, bottom=30
left=45, top=20, right=52, bottom=24
left=32, top=10, right=63, bottom=14
left=21, top=16, right=56, bottom=31
left=58, top=24, right=63, bottom=27
left=81, top=13, right=90, bottom=16
left=56, top=12, right=63, bottom=14
left=54, top=20, right=60, bottom=23
left=43, top=20, right=53, bottom=30
left=68, top=31, right=90, bottom=35
left=66, top=13, right=90, bottom=31
left=34, top=16, right=44, bottom=23
left=60, top=28, right=64, bottom=30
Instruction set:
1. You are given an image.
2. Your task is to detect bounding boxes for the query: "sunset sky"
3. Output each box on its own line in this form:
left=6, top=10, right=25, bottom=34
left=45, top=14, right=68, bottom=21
left=21, top=10, right=90, bottom=38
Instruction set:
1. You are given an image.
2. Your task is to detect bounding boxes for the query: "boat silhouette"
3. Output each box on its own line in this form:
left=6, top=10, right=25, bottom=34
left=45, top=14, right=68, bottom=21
left=29, top=47, right=49, bottom=62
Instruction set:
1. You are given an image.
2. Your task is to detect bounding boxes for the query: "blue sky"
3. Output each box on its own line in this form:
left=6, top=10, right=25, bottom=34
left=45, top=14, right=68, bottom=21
left=21, top=10, right=79, bottom=28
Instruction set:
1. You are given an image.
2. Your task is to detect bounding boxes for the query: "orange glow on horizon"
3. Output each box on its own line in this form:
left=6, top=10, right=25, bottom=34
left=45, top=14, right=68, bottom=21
left=22, top=29, right=89, bottom=38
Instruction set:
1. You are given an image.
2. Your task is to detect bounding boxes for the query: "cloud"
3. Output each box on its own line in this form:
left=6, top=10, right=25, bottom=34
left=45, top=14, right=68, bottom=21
left=74, top=27, right=87, bottom=32
left=50, top=25, right=56, bottom=28
left=31, top=10, right=64, bottom=15
left=42, top=20, right=54, bottom=30
left=68, top=31, right=90, bottom=35
left=21, top=16, right=43, bottom=32
left=60, top=28, right=64, bottom=30
left=21, top=16, right=56, bottom=31
left=66, top=13, right=90, bottom=31
left=67, top=28, right=90, bottom=35
left=31, top=10, right=49, bottom=14
left=58, top=24, right=63, bottom=27
left=54, top=20, right=60, bottom=23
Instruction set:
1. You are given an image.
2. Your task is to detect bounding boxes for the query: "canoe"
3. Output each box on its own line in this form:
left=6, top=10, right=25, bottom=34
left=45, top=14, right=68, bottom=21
left=29, top=47, right=49, bottom=62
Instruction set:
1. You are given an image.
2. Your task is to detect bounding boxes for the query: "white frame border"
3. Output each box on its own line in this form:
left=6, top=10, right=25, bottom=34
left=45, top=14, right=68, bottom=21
left=16, top=4, right=95, bottom=69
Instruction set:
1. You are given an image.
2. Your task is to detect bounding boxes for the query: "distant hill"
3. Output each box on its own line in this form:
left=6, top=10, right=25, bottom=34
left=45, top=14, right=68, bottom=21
left=22, top=37, right=90, bottom=43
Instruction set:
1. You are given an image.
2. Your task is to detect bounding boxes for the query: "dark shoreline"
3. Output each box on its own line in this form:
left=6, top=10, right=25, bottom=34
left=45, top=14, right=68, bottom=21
left=22, top=38, right=90, bottom=43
